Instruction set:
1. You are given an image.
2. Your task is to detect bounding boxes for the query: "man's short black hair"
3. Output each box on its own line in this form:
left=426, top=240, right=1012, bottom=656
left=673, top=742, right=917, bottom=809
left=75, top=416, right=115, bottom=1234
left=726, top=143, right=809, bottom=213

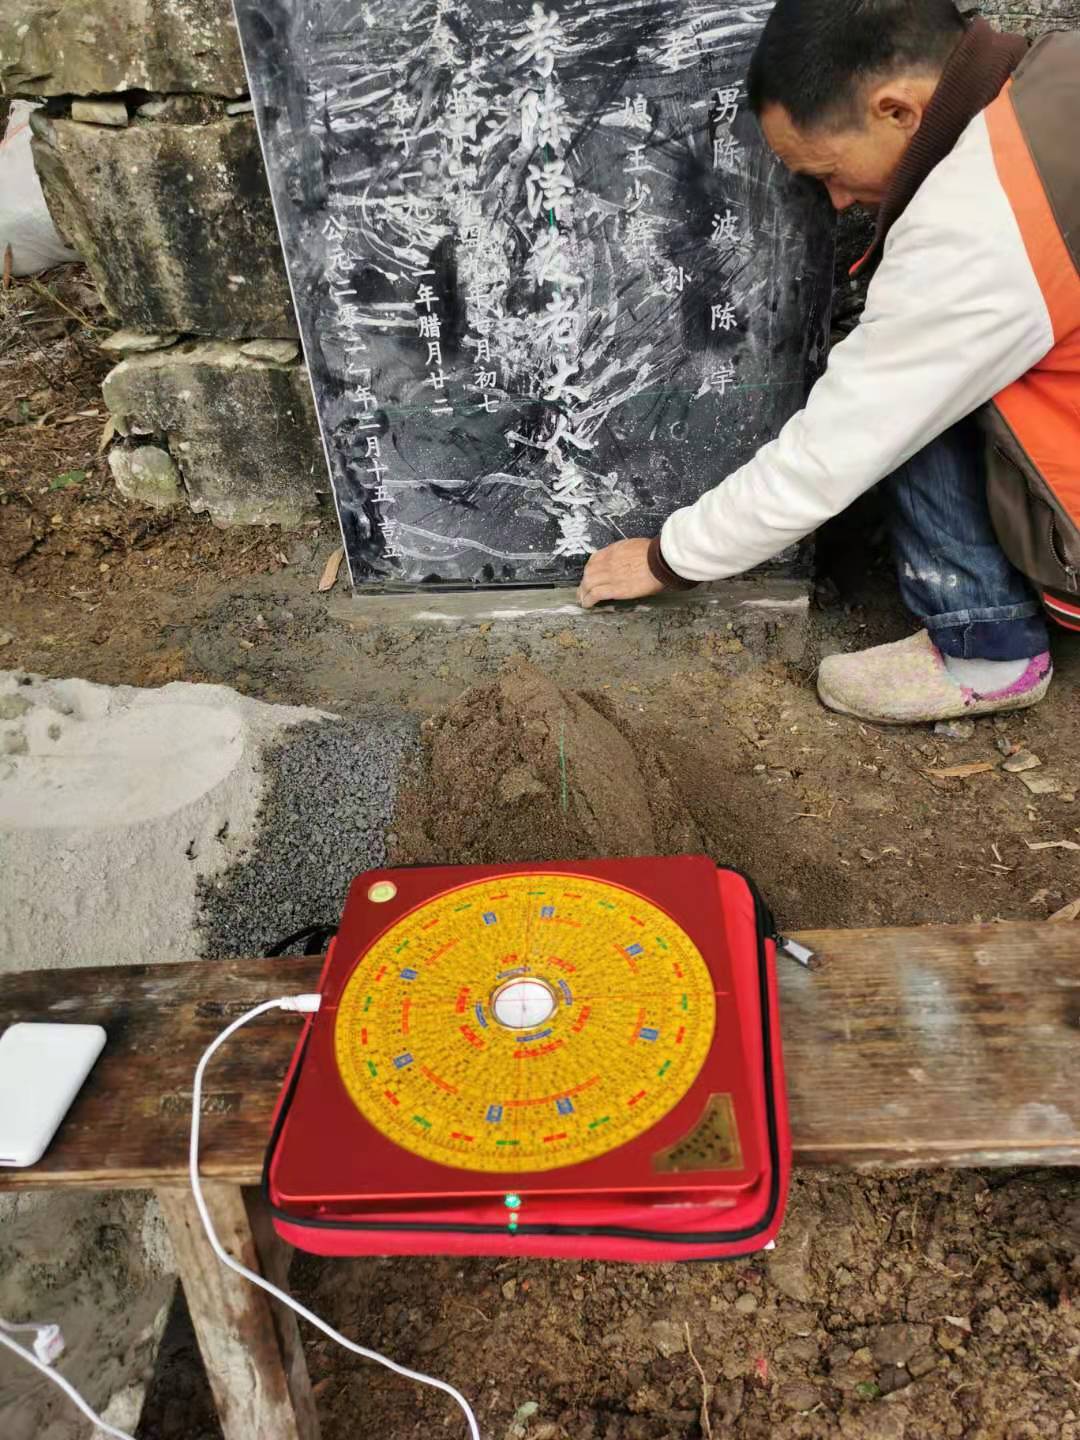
left=747, top=0, right=965, bottom=130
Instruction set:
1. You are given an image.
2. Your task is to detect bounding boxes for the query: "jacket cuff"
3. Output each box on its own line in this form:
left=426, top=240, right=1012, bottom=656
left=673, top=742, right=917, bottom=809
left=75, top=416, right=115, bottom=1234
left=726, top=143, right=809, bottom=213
left=647, top=535, right=700, bottom=591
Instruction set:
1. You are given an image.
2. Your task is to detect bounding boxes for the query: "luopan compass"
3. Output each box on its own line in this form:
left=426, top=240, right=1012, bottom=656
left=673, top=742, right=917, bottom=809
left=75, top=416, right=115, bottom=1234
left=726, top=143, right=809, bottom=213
left=332, top=873, right=717, bottom=1173
left=267, top=856, right=790, bottom=1264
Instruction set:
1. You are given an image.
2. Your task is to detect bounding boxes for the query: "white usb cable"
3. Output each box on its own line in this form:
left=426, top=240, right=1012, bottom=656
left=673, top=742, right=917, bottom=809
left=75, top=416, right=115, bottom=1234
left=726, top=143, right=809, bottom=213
left=0, top=1319, right=136, bottom=1440
left=0, top=1312, right=64, bottom=1364
left=190, top=996, right=482, bottom=1440
left=2, top=993, right=481, bottom=1440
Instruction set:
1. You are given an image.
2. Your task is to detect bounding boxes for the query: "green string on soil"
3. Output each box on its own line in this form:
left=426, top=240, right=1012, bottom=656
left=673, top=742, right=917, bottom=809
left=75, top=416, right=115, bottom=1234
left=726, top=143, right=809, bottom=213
left=559, top=714, right=568, bottom=813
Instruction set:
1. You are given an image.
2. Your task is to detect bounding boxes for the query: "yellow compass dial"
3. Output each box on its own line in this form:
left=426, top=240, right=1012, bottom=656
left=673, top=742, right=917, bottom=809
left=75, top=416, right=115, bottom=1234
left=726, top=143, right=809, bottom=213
left=334, top=873, right=716, bottom=1173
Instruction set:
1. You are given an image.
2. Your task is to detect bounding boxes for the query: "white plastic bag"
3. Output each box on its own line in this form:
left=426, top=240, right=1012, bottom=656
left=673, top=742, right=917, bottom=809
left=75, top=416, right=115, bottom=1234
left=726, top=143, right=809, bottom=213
left=0, top=101, right=79, bottom=276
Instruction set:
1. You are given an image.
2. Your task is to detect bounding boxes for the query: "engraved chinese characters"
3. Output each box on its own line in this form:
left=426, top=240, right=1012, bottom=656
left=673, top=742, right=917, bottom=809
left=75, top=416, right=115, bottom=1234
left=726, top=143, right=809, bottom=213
left=234, top=0, right=834, bottom=585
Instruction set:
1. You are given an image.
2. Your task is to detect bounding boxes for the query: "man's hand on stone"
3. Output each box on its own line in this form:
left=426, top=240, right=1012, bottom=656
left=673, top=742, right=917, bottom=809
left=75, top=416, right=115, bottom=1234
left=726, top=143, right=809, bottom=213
left=577, top=538, right=666, bottom=609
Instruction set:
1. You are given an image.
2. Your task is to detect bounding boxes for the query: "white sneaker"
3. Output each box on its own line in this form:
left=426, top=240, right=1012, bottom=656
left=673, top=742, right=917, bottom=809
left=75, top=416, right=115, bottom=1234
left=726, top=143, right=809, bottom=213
left=817, top=630, right=1052, bottom=724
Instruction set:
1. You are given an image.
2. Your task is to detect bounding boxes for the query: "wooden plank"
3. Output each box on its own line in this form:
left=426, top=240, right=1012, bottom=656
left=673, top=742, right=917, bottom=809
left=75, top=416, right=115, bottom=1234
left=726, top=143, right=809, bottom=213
left=0, top=920, right=1076, bottom=1187
left=157, top=1182, right=319, bottom=1440
left=0, top=958, right=321, bottom=1189
left=781, top=922, right=1080, bottom=1168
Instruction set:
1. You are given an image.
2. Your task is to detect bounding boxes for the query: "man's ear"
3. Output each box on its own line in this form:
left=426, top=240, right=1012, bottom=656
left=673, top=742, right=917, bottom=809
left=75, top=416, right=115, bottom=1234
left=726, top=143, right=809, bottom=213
left=866, top=80, right=925, bottom=136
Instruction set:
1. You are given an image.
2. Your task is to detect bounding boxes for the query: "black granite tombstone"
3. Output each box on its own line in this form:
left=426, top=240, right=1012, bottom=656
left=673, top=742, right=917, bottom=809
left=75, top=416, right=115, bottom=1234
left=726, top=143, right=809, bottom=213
left=233, top=0, right=834, bottom=586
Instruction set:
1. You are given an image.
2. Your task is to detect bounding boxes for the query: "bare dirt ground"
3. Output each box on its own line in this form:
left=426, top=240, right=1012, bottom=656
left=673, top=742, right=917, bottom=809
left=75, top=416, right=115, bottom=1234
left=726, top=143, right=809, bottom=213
left=3, top=274, right=1079, bottom=1438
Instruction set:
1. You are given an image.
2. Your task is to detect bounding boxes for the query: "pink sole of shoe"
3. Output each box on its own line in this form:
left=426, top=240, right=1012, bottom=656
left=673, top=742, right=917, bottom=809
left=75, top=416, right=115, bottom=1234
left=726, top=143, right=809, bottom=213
left=816, top=677, right=1051, bottom=726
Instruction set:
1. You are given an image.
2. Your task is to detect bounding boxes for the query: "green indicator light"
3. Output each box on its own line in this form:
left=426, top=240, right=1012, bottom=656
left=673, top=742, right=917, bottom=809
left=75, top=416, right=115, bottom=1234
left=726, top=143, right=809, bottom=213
left=496, top=1139, right=520, bottom=1148
left=363, top=995, right=373, bottom=1011
left=412, top=1115, right=431, bottom=1130
left=504, top=1194, right=522, bottom=1210
left=588, top=1116, right=610, bottom=1129
left=680, top=994, right=689, bottom=1010
left=658, top=1060, right=671, bottom=1077
left=367, top=1061, right=378, bottom=1077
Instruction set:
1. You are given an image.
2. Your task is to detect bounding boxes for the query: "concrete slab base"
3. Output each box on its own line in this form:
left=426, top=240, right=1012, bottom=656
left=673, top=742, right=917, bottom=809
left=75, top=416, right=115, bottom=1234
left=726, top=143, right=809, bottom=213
left=0, top=673, right=324, bottom=971
left=338, top=574, right=812, bottom=667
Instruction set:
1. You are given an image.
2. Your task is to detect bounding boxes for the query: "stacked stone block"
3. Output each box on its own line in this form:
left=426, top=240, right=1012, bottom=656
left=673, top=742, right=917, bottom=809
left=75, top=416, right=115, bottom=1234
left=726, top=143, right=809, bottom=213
left=0, top=0, right=319, bottom=525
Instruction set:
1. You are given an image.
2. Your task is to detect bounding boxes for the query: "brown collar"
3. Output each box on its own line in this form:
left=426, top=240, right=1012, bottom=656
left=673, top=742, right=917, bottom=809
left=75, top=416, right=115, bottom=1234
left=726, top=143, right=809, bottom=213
left=851, top=16, right=1028, bottom=276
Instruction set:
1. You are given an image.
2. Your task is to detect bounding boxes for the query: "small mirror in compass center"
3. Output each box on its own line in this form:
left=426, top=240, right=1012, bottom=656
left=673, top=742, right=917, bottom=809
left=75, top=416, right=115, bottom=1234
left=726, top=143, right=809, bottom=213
left=490, top=977, right=557, bottom=1031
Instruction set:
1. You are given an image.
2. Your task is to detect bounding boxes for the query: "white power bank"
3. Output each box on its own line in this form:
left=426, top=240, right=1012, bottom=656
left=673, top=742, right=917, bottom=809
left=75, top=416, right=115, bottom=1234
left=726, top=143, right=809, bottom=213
left=0, top=1023, right=106, bottom=1167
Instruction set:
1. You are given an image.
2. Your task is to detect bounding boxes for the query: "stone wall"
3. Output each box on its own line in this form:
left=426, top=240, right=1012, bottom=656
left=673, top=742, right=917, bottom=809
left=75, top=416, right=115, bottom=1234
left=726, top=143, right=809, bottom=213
left=103, top=339, right=318, bottom=525
left=2, top=0, right=1079, bottom=530
left=30, top=107, right=295, bottom=339
left=0, top=0, right=247, bottom=97
left=0, top=0, right=319, bottom=528
left=977, top=0, right=1080, bottom=34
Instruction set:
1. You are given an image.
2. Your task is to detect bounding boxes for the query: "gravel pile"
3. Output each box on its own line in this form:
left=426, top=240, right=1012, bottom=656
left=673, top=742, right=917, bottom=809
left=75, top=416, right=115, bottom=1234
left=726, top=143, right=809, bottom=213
left=197, top=714, right=418, bottom=957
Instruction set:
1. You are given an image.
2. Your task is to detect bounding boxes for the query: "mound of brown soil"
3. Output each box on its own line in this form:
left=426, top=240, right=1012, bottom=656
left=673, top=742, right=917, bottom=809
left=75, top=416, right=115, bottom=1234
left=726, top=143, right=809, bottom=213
left=391, top=659, right=843, bottom=929
left=393, top=659, right=663, bottom=865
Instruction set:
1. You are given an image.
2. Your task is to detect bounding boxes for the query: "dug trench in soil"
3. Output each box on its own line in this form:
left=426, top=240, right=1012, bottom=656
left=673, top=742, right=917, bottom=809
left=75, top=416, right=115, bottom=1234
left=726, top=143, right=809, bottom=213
left=138, top=662, right=1080, bottom=1440
left=391, top=654, right=1080, bottom=933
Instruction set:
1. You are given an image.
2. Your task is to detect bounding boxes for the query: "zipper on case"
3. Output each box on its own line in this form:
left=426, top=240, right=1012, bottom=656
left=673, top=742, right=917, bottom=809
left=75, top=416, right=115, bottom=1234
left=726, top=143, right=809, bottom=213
left=1049, top=517, right=1080, bottom=592
left=711, top=867, right=816, bottom=968
left=991, top=442, right=1080, bottom=593
left=773, top=935, right=817, bottom=969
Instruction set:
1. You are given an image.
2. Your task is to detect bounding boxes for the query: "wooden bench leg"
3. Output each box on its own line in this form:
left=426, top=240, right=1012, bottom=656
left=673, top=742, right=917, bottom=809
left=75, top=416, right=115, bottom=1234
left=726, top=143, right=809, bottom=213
left=156, top=1183, right=320, bottom=1440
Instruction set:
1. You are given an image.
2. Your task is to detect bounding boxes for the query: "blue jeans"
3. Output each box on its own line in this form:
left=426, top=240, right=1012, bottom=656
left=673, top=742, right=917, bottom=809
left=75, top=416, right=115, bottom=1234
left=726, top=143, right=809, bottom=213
left=887, top=418, right=1049, bottom=660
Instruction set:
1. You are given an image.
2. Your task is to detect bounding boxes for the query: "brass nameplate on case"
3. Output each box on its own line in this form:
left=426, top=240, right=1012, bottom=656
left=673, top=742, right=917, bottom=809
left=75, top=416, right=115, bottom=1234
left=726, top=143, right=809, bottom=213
left=653, top=1093, right=744, bottom=1173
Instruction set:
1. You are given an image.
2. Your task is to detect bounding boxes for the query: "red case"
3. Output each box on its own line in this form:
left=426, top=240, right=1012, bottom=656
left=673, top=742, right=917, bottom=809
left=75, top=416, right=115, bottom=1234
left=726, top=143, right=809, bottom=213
left=265, top=858, right=790, bottom=1262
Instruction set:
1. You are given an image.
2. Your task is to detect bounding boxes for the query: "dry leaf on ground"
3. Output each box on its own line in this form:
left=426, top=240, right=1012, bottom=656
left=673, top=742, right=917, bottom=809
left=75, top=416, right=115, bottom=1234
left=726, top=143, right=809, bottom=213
left=318, top=546, right=345, bottom=592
